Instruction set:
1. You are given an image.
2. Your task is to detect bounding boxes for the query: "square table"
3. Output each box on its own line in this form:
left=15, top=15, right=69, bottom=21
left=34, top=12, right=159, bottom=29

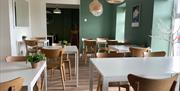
left=0, top=61, right=47, bottom=91
left=64, top=46, right=79, bottom=87
left=89, top=57, right=180, bottom=91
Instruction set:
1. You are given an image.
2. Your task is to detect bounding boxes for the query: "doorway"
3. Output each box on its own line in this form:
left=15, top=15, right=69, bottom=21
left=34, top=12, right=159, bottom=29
left=46, top=4, right=79, bottom=47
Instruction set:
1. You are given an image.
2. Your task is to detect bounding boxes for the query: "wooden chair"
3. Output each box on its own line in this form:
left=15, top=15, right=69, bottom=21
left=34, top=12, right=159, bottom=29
left=5, top=56, right=26, bottom=62
left=129, top=47, right=149, bottom=57
left=0, top=77, right=24, bottom=91
left=62, top=51, right=72, bottom=80
left=24, top=39, right=39, bottom=55
left=41, top=48, right=66, bottom=89
left=96, top=53, right=129, bottom=91
left=128, top=74, right=178, bottom=91
left=144, top=51, right=166, bottom=57
left=96, top=38, right=108, bottom=52
left=107, top=40, right=118, bottom=46
left=52, top=45, right=72, bottom=80
left=83, top=40, right=97, bottom=64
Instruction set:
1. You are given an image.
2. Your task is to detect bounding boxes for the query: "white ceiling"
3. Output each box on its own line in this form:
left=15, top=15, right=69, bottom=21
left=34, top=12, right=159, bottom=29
left=46, top=4, right=79, bottom=9
left=46, top=0, right=80, bottom=5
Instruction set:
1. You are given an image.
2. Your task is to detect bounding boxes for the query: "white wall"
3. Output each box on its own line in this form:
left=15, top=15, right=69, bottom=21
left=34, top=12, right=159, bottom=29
left=46, top=0, right=80, bottom=5
left=29, top=0, right=47, bottom=37
left=0, top=0, right=14, bottom=60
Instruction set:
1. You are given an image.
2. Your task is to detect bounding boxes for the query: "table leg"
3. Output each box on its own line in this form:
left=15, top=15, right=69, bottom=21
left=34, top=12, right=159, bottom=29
left=75, top=53, right=77, bottom=75
left=89, top=61, right=93, bottom=91
left=102, top=77, right=109, bottom=91
left=76, top=52, right=79, bottom=87
left=28, top=85, right=33, bottom=91
left=44, top=66, right=47, bottom=91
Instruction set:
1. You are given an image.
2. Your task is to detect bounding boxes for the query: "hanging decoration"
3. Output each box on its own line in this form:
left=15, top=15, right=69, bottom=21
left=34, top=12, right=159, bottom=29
left=89, top=0, right=103, bottom=16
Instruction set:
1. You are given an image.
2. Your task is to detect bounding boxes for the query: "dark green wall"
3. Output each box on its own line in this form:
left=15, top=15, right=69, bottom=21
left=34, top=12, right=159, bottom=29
left=47, top=8, right=79, bottom=42
left=125, top=0, right=154, bottom=46
left=80, top=0, right=116, bottom=50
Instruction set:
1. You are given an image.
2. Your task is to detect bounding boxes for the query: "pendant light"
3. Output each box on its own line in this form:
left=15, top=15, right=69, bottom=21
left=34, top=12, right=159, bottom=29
left=107, top=0, right=125, bottom=4
left=89, top=0, right=103, bottom=16
left=53, top=8, right=61, bottom=14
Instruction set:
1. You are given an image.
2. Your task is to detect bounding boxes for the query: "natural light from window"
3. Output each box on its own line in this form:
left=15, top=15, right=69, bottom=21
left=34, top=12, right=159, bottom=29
left=178, top=0, right=180, bottom=13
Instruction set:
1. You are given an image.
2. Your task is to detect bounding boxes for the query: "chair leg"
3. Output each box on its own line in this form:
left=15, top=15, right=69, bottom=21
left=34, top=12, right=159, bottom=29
left=84, top=53, right=87, bottom=64
left=51, top=69, right=54, bottom=79
left=126, top=85, right=130, bottom=91
left=68, top=61, right=72, bottom=80
left=62, top=64, right=66, bottom=81
left=96, top=75, right=101, bottom=91
left=60, top=66, right=65, bottom=90
left=36, top=77, right=42, bottom=91
left=41, top=74, right=44, bottom=91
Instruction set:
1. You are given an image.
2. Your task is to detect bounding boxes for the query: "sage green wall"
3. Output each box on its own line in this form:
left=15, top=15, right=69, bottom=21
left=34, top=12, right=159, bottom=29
left=151, top=0, right=174, bottom=54
left=125, top=0, right=154, bottom=46
left=80, top=0, right=116, bottom=50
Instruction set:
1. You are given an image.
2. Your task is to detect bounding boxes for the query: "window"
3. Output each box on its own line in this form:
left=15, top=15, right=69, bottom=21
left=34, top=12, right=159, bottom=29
left=174, top=0, right=180, bottom=56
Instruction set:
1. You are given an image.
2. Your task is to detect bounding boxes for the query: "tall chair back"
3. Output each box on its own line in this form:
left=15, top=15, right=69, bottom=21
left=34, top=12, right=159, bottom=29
left=24, top=40, right=38, bottom=55
left=5, top=56, right=26, bottom=62
left=0, top=77, right=24, bottom=91
left=83, top=40, right=97, bottom=64
left=129, top=47, right=149, bottom=57
left=144, top=51, right=166, bottom=57
left=128, top=74, right=178, bottom=91
left=107, top=40, right=118, bottom=46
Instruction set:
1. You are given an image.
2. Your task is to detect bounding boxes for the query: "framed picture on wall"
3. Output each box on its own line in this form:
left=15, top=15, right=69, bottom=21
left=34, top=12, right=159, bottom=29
left=131, top=4, right=140, bottom=27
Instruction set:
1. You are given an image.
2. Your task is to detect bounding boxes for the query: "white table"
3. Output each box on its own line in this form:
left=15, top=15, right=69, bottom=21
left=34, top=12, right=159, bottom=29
left=43, top=45, right=79, bottom=87
left=89, top=57, right=180, bottom=91
left=64, top=46, right=79, bottom=87
left=0, top=61, right=47, bottom=91
left=108, top=45, right=143, bottom=53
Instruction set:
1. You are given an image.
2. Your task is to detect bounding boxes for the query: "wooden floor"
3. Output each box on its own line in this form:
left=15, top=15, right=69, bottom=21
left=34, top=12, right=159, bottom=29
left=47, top=55, right=132, bottom=91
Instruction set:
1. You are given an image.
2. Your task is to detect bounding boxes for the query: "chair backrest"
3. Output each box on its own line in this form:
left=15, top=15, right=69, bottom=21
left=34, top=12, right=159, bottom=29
left=24, top=40, right=39, bottom=55
left=96, top=52, right=124, bottom=58
left=129, top=47, right=149, bottom=57
left=24, top=40, right=38, bottom=46
left=128, top=74, right=178, bottom=91
left=84, top=40, right=97, bottom=53
left=5, top=56, right=26, bottom=62
left=144, top=51, right=166, bottom=57
left=107, top=40, right=118, bottom=45
left=0, top=77, right=24, bottom=91
left=41, top=48, right=61, bottom=58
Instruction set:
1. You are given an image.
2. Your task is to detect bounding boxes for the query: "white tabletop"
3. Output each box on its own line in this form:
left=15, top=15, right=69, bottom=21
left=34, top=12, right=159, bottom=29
left=108, top=45, right=144, bottom=53
left=0, top=61, right=46, bottom=86
left=64, top=46, right=78, bottom=54
left=90, top=56, right=180, bottom=91
left=91, top=57, right=180, bottom=78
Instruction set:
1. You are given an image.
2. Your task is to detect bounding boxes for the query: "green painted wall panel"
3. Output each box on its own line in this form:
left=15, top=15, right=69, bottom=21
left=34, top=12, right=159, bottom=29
left=80, top=0, right=116, bottom=51
left=125, top=0, right=154, bottom=46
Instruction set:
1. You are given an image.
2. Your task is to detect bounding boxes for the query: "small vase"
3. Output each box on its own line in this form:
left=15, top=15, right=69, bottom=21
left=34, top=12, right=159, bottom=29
left=31, top=62, right=39, bottom=68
